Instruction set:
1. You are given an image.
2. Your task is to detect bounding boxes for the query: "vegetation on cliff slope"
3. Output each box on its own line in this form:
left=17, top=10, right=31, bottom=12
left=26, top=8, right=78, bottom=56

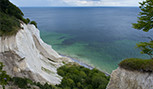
left=57, top=63, right=109, bottom=89
left=0, top=0, right=37, bottom=36
left=0, top=62, right=109, bottom=89
left=0, top=0, right=23, bottom=36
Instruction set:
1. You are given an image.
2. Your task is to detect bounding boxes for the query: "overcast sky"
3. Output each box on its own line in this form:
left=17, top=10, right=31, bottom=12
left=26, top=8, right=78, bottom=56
left=10, top=0, right=143, bottom=7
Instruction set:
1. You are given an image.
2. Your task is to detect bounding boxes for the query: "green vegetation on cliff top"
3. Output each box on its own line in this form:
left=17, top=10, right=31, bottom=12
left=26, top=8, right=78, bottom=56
left=119, top=58, right=153, bottom=72
left=0, top=0, right=23, bottom=36
left=0, top=0, right=37, bottom=36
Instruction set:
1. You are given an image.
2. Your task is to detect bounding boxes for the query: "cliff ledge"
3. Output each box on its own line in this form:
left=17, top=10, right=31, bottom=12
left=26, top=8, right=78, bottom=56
left=107, top=67, right=153, bottom=89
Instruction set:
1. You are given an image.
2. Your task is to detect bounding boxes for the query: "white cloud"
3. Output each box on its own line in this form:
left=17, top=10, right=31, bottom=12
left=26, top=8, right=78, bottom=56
left=62, top=0, right=143, bottom=6
left=10, top=0, right=144, bottom=7
left=59, top=0, right=143, bottom=6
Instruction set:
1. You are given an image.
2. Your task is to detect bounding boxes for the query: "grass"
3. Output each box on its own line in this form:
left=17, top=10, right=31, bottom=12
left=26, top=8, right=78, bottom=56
left=119, top=58, right=153, bottom=72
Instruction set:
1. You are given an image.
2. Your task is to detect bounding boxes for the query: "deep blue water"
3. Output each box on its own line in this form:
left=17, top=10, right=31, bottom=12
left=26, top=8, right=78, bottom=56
left=21, top=7, right=152, bottom=73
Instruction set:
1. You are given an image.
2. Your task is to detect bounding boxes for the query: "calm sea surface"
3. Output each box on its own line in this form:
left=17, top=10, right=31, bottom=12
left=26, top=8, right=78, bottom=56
left=21, top=7, right=153, bottom=73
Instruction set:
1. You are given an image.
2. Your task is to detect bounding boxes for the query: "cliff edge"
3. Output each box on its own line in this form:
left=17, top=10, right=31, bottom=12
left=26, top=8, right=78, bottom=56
left=0, top=23, right=72, bottom=85
left=107, top=67, right=153, bottom=89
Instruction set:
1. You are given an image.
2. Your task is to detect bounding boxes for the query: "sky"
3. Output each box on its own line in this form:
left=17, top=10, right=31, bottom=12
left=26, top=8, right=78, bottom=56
left=10, top=0, right=143, bottom=7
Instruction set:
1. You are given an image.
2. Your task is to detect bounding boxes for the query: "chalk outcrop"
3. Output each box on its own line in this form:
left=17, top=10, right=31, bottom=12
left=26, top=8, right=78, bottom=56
left=107, top=67, right=153, bottom=89
left=0, top=23, right=72, bottom=85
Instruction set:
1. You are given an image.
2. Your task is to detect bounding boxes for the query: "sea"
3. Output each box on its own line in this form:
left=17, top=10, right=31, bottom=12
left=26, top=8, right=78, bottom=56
left=21, top=7, right=153, bottom=73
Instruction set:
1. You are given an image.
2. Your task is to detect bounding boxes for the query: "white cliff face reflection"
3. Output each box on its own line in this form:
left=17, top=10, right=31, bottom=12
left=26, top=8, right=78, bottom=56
left=21, top=7, right=151, bottom=73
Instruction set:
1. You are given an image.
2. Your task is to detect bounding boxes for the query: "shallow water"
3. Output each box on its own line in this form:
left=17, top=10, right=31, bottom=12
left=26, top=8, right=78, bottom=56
left=21, top=7, right=152, bottom=73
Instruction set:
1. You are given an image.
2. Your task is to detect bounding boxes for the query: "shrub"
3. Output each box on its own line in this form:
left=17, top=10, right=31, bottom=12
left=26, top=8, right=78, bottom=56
left=36, top=82, right=59, bottom=89
left=21, top=17, right=29, bottom=24
left=12, top=77, right=31, bottom=88
left=0, top=0, right=38, bottom=36
left=119, top=58, right=153, bottom=72
left=0, top=0, right=23, bottom=36
left=30, top=21, right=37, bottom=28
left=0, top=12, right=21, bottom=36
left=57, top=63, right=109, bottom=89
left=26, top=18, right=30, bottom=23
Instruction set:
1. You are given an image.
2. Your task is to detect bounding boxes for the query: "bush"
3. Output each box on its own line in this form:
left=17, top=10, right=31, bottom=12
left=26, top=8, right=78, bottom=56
left=57, top=63, right=109, bottom=89
left=36, top=82, right=58, bottom=89
left=0, top=0, right=38, bottom=36
left=12, top=77, right=32, bottom=88
left=119, top=58, right=153, bottom=72
left=30, top=21, right=37, bottom=28
left=0, top=0, right=24, bottom=20
left=21, top=17, right=29, bottom=24
left=26, top=18, right=30, bottom=23
left=0, top=12, right=21, bottom=36
left=0, top=0, right=23, bottom=36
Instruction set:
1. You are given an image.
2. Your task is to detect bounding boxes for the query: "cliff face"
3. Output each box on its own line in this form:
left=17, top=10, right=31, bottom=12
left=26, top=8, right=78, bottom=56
left=0, top=23, right=72, bottom=85
left=107, top=67, right=153, bottom=89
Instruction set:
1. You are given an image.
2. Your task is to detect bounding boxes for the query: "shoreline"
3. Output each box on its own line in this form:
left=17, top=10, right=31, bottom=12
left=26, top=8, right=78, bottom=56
left=60, top=54, right=110, bottom=76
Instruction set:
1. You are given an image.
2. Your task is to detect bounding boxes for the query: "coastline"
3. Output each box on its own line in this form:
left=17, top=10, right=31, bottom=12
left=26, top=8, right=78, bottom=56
left=60, top=54, right=110, bottom=76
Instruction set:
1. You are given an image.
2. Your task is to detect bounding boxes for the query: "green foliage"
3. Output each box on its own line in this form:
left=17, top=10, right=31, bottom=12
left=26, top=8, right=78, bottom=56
left=26, top=18, right=30, bottom=23
left=0, top=0, right=23, bottom=36
left=137, top=41, right=153, bottom=59
left=0, top=12, right=21, bottom=36
left=132, top=0, right=153, bottom=58
left=132, top=0, right=153, bottom=32
left=11, top=77, right=59, bottom=89
left=11, top=77, right=33, bottom=89
left=0, top=62, right=10, bottom=89
left=0, top=61, right=58, bottom=89
left=0, top=0, right=24, bottom=20
left=21, top=17, right=29, bottom=24
left=57, top=64, right=109, bottom=89
left=119, top=58, right=153, bottom=72
left=30, top=21, right=38, bottom=28
left=0, top=0, right=38, bottom=36
left=34, top=82, right=59, bottom=89
left=0, top=62, right=109, bottom=89
left=21, top=18, right=31, bottom=24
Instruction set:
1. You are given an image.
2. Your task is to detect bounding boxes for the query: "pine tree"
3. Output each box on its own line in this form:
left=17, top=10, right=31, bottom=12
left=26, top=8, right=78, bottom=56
left=133, top=0, right=153, bottom=32
left=133, top=0, right=153, bottom=59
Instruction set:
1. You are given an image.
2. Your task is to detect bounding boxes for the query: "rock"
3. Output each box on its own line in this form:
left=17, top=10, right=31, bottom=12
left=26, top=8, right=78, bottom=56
left=107, top=67, right=153, bottom=89
left=0, top=23, right=73, bottom=85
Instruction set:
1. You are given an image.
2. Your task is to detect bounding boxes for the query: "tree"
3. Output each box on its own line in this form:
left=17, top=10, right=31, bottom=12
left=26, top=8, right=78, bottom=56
left=133, top=0, right=153, bottom=32
left=133, top=0, right=153, bottom=59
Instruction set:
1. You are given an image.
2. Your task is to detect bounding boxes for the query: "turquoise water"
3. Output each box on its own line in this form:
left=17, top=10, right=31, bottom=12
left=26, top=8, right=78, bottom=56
left=21, top=7, right=152, bottom=73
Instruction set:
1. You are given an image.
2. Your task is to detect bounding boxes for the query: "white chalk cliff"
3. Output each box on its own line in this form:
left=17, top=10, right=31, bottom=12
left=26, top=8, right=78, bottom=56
left=0, top=23, right=72, bottom=85
left=107, top=67, right=153, bottom=89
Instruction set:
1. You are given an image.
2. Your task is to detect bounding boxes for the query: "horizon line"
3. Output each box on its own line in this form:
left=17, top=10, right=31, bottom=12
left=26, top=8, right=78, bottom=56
left=19, top=6, right=139, bottom=8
